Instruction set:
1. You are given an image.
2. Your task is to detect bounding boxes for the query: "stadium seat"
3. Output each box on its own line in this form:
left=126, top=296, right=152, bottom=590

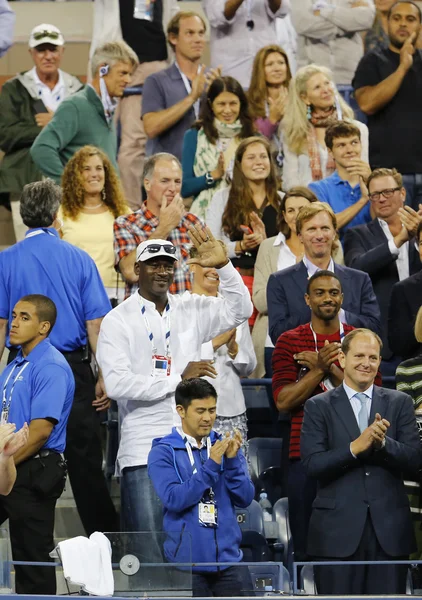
left=300, top=564, right=316, bottom=594
left=236, top=500, right=271, bottom=562
left=247, top=563, right=292, bottom=594
left=248, top=437, right=284, bottom=504
left=272, top=497, right=292, bottom=570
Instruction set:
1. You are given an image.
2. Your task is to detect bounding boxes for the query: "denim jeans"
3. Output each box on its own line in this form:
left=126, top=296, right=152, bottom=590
left=401, top=174, right=422, bottom=211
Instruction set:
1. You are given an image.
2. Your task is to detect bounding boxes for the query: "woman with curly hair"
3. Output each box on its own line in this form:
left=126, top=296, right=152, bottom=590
left=282, top=64, right=369, bottom=190
left=206, top=136, right=282, bottom=325
left=181, top=76, right=255, bottom=220
left=248, top=45, right=292, bottom=170
left=59, top=145, right=130, bottom=301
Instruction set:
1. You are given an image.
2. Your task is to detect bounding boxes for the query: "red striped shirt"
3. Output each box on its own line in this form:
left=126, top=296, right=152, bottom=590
left=272, top=323, right=355, bottom=460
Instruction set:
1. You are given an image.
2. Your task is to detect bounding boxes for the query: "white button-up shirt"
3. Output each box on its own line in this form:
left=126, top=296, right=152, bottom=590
left=97, top=262, right=252, bottom=472
left=30, top=66, right=66, bottom=112
left=378, top=218, right=410, bottom=282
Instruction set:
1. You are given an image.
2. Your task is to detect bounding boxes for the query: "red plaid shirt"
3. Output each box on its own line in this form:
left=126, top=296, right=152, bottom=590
left=114, top=203, right=203, bottom=298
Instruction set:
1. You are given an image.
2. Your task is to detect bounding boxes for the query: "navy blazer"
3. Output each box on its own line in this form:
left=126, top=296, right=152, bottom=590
left=344, top=219, right=422, bottom=358
left=388, top=270, right=422, bottom=360
left=301, top=385, right=420, bottom=558
left=267, top=261, right=381, bottom=346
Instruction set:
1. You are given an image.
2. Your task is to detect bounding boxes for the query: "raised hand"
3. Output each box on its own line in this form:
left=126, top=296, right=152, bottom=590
left=225, top=429, right=243, bottom=458
left=345, top=160, right=371, bottom=182
left=210, top=436, right=231, bottom=464
left=205, top=65, right=222, bottom=92
left=182, top=360, right=218, bottom=379
left=187, top=224, right=228, bottom=269
left=268, top=87, right=288, bottom=124
left=398, top=205, right=422, bottom=238
left=0, top=423, right=29, bottom=458
left=211, top=153, right=225, bottom=182
left=400, top=32, right=416, bottom=72
left=190, top=64, right=207, bottom=102
left=213, top=328, right=236, bottom=352
left=159, top=194, right=185, bottom=235
left=316, top=340, right=342, bottom=373
left=370, top=412, right=390, bottom=449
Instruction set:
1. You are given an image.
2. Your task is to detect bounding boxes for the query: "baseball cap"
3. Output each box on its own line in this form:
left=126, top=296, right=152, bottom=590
left=29, top=24, right=65, bottom=49
left=136, top=239, right=178, bottom=262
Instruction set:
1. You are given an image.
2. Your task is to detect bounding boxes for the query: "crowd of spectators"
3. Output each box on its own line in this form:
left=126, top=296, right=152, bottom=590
left=1, top=0, right=422, bottom=596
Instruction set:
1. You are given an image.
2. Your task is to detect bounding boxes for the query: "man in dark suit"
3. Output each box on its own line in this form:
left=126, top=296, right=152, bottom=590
left=267, top=202, right=381, bottom=345
left=301, top=328, right=421, bottom=595
left=344, top=168, right=422, bottom=367
left=388, top=221, right=422, bottom=360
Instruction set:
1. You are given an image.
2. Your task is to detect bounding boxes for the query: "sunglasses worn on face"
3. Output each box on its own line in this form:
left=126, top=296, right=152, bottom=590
left=369, top=187, right=401, bottom=202
left=33, top=31, right=60, bottom=41
left=140, top=244, right=177, bottom=256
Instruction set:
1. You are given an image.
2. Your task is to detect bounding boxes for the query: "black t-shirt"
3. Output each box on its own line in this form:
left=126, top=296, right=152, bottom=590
left=119, top=0, right=167, bottom=63
left=352, top=47, right=422, bottom=173
left=231, top=204, right=279, bottom=270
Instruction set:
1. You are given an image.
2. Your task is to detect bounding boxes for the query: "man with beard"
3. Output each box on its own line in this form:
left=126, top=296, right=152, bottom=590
left=353, top=1, right=422, bottom=210
left=97, top=230, right=252, bottom=546
left=272, top=270, right=358, bottom=561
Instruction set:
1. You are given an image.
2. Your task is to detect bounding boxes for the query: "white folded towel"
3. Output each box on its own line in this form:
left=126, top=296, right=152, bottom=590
left=50, top=531, right=114, bottom=596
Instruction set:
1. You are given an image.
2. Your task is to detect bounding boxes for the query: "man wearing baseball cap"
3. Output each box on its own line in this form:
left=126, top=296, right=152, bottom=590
left=0, top=23, right=83, bottom=242
left=97, top=227, right=253, bottom=557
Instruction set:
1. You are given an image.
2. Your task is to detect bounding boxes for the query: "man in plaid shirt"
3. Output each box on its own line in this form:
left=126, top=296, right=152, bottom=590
left=114, top=152, right=203, bottom=298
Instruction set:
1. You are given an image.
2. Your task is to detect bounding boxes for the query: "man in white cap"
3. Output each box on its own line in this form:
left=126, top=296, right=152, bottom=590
left=97, top=228, right=252, bottom=553
left=0, top=23, right=83, bottom=242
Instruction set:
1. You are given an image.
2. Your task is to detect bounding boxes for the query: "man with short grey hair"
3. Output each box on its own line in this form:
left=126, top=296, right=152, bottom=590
left=114, top=152, right=203, bottom=298
left=0, top=22, right=83, bottom=241
left=31, top=40, right=138, bottom=183
left=0, top=178, right=118, bottom=537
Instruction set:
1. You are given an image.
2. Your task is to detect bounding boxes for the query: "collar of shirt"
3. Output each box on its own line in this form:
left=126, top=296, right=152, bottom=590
left=176, top=426, right=207, bottom=449
left=303, top=255, right=335, bottom=277
left=343, top=381, right=374, bottom=401
left=25, top=227, right=60, bottom=239
left=31, top=66, right=65, bottom=105
left=136, top=292, right=170, bottom=312
left=330, top=170, right=360, bottom=190
left=13, top=338, right=51, bottom=365
left=142, top=202, right=160, bottom=224
left=273, top=232, right=287, bottom=247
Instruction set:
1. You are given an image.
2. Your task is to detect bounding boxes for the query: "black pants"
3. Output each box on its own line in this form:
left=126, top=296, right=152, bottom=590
left=288, top=459, right=317, bottom=561
left=314, top=512, right=408, bottom=595
left=192, top=566, right=253, bottom=597
left=63, top=357, right=118, bottom=535
left=0, top=453, right=66, bottom=595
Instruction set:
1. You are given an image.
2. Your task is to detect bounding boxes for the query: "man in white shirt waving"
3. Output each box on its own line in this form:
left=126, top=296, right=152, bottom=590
left=97, top=225, right=252, bottom=545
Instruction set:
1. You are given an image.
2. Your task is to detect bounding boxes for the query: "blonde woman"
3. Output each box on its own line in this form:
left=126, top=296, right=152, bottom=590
left=282, top=64, right=369, bottom=190
left=60, top=145, right=130, bottom=302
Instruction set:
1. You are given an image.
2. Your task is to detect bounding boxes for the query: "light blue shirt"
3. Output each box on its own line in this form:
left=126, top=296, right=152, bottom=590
left=343, top=381, right=374, bottom=426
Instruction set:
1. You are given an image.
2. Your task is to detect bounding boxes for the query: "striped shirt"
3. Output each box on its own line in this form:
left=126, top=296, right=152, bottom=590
left=272, top=323, right=355, bottom=460
left=113, top=203, right=203, bottom=298
left=396, top=357, right=422, bottom=410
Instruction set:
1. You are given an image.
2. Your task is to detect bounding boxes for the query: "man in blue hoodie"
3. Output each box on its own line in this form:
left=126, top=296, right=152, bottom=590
left=148, top=378, right=254, bottom=597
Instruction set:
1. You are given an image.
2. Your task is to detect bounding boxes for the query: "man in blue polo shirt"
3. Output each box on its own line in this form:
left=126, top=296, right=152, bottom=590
left=0, top=294, right=74, bottom=595
left=309, top=121, right=373, bottom=241
left=0, top=179, right=118, bottom=537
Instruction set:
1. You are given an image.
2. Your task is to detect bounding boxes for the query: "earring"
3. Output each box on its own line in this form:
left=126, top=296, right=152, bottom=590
left=306, top=104, right=312, bottom=121
left=101, top=188, right=106, bottom=202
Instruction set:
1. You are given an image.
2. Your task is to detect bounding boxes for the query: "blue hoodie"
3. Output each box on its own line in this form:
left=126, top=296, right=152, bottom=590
left=148, top=427, right=255, bottom=572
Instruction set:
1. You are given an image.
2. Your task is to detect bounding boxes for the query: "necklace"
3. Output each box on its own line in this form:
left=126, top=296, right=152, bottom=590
left=83, top=202, right=103, bottom=210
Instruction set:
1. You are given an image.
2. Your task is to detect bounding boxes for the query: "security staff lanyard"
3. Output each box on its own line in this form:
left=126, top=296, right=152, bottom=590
left=1, top=362, right=29, bottom=424
left=309, top=322, right=345, bottom=392
left=175, top=61, right=201, bottom=119
left=139, top=298, right=171, bottom=369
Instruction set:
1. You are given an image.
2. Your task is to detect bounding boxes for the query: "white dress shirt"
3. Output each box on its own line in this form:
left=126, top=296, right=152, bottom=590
left=96, top=262, right=252, bottom=472
left=200, top=312, right=257, bottom=418
left=378, top=218, right=410, bottom=282
left=30, top=66, right=66, bottom=112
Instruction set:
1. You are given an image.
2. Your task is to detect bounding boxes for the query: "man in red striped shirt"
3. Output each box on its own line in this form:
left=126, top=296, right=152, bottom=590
left=272, top=270, right=354, bottom=562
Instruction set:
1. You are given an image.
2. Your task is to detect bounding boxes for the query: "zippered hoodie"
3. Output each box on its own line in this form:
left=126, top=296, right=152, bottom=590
left=148, top=427, right=254, bottom=572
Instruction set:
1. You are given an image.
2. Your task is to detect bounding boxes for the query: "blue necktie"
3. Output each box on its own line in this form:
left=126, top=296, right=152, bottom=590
left=355, top=392, right=369, bottom=433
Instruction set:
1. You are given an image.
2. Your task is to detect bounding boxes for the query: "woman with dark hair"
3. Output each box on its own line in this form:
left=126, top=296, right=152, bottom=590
left=206, top=136, right=282, bottom=324
left=181, top=76, right=255, bottom=220
left=59, top=145, right=129, bottom=301
left=248, top=44, right=292, bottom=169
left=252, top=187, right=344, bottom=377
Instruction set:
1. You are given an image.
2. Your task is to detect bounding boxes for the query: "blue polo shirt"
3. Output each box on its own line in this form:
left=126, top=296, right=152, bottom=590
left=1, top=338, right=75, bottom=453
left=309, top=172, right=371, bottom=239
left=0, top=228, right=111, bottom=351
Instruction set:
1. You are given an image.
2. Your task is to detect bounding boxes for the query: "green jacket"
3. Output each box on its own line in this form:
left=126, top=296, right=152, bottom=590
left=0, top=70, right=83, bottom=193
left=31, top=85, right=118, bottom=184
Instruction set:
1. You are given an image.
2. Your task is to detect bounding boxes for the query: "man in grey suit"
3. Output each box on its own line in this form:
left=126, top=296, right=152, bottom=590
left=301, top=328, right=421, bottom=595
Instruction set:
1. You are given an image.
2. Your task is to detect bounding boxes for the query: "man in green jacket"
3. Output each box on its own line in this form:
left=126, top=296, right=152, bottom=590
left=31, top=40, right=138, bottom=186
left=0, top=23, right=83, bottom=241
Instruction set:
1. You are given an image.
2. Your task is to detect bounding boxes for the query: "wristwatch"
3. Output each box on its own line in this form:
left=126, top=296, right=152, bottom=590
left=205, top=172, right=214, bottom=186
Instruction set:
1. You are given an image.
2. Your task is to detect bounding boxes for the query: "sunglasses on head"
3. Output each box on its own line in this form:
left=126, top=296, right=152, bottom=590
left=33, top=31, right=60, bottom=41
left=140, top=244, right=177, bottom=256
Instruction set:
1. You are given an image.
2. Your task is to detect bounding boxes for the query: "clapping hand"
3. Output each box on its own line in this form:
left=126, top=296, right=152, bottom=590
left=0, top=423, right=29, bottom=458
left=225, top=429, right=243, bottom=458
left=242, top=212, right=266, bottom=250
left=205, top=65, right=222, bottom=92
left=268, top=87, right=288, bottom=124
left=187, top=225, right=228, bottom=269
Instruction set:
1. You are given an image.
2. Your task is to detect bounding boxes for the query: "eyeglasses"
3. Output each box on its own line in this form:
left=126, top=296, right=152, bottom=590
left=33, top=30, right=60, bottom=41
left=368, top=187, right=401, bottom=202
left=140, top=244, right=177, bottom=256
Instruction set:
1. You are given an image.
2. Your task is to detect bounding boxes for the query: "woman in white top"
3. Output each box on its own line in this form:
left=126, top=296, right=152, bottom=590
left=282, top=64, right=369, bottom=190
left=59, top=145, right=130, bottom=303
left=252, top=187, right=344, bottom=377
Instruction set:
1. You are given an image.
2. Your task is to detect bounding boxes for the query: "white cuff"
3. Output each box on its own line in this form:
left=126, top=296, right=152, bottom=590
left=388, top=239, right=400, bottom=256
